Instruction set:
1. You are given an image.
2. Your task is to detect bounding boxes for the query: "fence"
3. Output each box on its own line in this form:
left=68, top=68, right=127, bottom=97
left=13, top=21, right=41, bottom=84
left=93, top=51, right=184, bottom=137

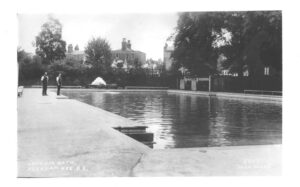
left=179, top=75, right=282, bottom=94
left=244, top=90, right=282, bottom=95
left=211, top=75, right=282, bottom=93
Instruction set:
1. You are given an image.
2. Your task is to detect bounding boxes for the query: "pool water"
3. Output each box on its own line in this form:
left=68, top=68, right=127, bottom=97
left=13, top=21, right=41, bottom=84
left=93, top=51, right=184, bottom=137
left=62, top=91, right=282, bottom=149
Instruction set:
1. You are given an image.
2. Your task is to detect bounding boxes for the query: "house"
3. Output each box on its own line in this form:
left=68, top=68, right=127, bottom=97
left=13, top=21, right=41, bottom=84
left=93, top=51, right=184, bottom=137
left=111, top=38, right=146, bottom=69
left=65, top=44, right=86, bottom=63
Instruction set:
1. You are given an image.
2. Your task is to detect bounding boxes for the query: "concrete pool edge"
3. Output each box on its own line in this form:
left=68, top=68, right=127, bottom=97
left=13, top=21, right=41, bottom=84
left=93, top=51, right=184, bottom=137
left=167, top=90, right=282, bottom=102
left=132, top=144, right=281, bottom=176
left=46, top=87, right=282, bottom=102
left=18, top=88, right=282, bottom=176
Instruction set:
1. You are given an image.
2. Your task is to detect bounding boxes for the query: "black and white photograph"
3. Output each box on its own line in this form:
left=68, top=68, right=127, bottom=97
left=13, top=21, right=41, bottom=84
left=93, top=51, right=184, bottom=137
left=2, top=0, right=300, bottom=185
left=16, top=10, right=282, bottom=177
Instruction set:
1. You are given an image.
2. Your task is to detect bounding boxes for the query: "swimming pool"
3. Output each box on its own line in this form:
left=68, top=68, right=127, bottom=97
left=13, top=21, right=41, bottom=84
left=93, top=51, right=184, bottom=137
left=62, top=90, right=282, bottom=149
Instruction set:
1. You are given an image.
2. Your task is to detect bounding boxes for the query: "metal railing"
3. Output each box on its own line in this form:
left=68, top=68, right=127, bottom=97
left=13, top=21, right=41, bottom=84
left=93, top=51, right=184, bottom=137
left=31, top=85, right=82, bottom=88
left=125, top=86, right=168, bottom=90
left=244, top=90, right=282, bottom=96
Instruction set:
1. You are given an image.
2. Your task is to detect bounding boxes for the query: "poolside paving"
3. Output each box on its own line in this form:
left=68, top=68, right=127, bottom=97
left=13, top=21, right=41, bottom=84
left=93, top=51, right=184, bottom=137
left=17, top=88, right=150, bottom=177
left=18, top=88, right=281, bottom=177
left=133, top=145, right=281, bottom=176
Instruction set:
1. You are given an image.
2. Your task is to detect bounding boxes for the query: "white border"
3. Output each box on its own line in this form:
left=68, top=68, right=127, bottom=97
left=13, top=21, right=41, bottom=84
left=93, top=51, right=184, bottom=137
left=1, top=0, right=299, bottom=186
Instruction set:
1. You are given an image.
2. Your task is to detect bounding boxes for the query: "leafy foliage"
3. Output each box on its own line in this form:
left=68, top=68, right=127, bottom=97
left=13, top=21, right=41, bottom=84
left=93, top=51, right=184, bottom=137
left=48, top=57, right=90, bottom=85
left=18, top=48, right=46, bottom=85
left=35, top=16, right=66, bottom=64
left=172, top=12, right=224, bottom=77
left=219, top=11, right=282, bottom=75
left=17, top=47, right=31, bottom=64
left=84, top=37, right=113, bottom=76
left=171, top=11, right=282, bottom=77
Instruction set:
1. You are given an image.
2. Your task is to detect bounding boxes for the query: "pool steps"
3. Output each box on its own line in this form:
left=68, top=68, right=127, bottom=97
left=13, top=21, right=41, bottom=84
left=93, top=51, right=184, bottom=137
left=114, top=126, right=155, bottom=148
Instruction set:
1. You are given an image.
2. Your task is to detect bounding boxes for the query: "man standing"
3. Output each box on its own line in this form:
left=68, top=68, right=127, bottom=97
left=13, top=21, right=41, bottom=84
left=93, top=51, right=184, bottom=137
left=56, top=73, right=62, bottom=96
left=41, top=72, right=49, bottom=96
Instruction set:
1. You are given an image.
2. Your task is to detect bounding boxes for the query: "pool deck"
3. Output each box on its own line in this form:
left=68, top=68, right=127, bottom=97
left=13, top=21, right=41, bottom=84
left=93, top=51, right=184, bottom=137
left=17, top=88, right=281, bottom=177
left=17, top=88, right=151, bottom=177
left=133, top=145, right=281, bottom=176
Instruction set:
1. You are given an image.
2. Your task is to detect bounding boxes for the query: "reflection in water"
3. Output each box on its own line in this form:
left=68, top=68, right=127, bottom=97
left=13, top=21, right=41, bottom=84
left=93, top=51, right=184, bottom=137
left=63, top=91, right=282, bottom=149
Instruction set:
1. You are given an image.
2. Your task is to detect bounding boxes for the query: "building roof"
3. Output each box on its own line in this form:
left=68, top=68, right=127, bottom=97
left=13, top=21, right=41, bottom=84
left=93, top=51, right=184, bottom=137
left=113, top=49, right=145, bottom=55
left=67, top=50, right=85, bottom=55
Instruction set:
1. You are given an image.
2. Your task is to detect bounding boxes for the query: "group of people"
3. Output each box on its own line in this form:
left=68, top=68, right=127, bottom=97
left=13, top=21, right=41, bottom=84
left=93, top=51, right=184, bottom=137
left=41, top=72, right=62, bottom=96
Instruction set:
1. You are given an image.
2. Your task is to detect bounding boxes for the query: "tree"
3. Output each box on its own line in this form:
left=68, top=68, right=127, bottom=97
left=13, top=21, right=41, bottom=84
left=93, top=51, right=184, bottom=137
left=171, top=12, right=223, bottom=77
left=18, top=53, right=46, bottom=85
left=17, top=47, right=31, bottom=64
left=74, top=44, right=79, bottom=51
left=171, top=11, right=282, bottom=77
left=35, top=16, right=66, bottom=64
left=218, top=11, right=282, bottom=76
left=84, top=37, right=113, bottom=76
left=48, top=57, right=89, bottom=85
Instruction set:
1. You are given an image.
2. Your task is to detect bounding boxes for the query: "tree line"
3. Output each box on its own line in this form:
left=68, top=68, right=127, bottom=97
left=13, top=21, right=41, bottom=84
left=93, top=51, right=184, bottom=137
left=171, top=11, right=282, bottom=78
left=18, top=16, right=168, bottom=87
left=18, top=12, right=282, bottom=88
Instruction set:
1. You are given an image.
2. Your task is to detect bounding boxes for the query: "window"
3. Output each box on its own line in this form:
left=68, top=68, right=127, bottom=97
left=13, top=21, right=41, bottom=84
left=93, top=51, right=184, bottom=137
left=222, top=70, right=229, bottom=76
left=264, top=67, right=270, bottom=76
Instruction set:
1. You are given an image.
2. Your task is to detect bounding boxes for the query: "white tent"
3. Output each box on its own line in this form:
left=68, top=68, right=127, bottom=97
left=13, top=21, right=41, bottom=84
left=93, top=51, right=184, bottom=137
left=91, top=77, right=106, bottom=86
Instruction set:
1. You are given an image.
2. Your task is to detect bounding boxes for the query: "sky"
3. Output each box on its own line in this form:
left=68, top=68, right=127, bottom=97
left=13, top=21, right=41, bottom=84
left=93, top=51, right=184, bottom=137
left=18, top=13, right=178, bottom=60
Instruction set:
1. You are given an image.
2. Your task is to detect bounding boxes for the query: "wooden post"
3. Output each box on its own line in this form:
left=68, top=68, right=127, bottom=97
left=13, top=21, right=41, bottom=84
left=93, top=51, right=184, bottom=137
left=209, top=75, right=211, bottom=92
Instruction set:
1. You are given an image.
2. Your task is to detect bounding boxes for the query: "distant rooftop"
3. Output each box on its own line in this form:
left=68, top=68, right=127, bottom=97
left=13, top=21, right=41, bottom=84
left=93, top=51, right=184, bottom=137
left=67, top=50, right=84, bottom=55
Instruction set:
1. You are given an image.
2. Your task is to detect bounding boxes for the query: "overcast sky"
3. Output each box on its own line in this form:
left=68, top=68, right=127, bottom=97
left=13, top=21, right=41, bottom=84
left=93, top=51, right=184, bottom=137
left=18, top=13, right=178, bottom=60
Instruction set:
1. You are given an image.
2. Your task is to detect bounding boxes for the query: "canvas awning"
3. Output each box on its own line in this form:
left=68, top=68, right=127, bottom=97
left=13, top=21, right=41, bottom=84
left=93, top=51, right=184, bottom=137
left=91, top=77, right=106, bottom=86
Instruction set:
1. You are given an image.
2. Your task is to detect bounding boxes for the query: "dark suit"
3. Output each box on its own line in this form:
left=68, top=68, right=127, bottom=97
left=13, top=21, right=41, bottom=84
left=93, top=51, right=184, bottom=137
left=41, top=75, right=48, bottom=96
left=57, top=76, right=62, bottom=95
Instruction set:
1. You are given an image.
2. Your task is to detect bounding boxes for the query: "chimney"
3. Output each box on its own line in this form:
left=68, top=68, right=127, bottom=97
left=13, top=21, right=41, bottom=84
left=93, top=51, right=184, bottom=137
left=127, top=40, right=131, bottom=50
left=67, top=44, right=73, bottom=53
left=122, top=38, right=127, bottom=50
